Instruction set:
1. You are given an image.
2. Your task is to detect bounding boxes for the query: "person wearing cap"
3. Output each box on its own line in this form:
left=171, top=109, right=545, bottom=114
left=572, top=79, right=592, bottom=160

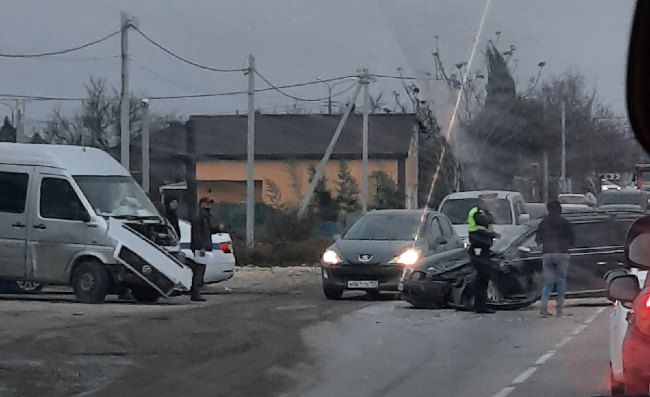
left=189, top=196, right=224, bottom=302
left=164, top=195, right=181, bottom=238
left=535, top=199, right=575, bottom=318
left=467, top=194, right=500, bottom=314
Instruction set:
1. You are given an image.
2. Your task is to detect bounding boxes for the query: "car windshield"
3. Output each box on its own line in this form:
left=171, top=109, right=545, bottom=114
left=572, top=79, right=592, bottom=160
left=74, top=175, right=160, bottom=218
left=558, top=195, right=586, bottom=205
left=343, top=212, right=420, bottom=241
left=598, top=193, right=645, bottom=206
left=440, top=198, right=513, bottom=224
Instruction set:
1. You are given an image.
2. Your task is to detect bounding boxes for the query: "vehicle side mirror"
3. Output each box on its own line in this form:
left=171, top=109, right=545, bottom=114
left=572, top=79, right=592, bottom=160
left=625, top=216, right=650, bottom=269
left=518, top=246, right=532, bottom=255
left=517, top=214, right=530, bottom=224
left=607, top=274, right=641, bottom=303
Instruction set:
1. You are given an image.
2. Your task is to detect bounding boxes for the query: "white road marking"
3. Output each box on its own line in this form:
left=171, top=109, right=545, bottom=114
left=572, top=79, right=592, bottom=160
left=571, top=324, right=588, bottom=335
left=491, top=306, right=607, bottom=397
left=535, top=350, right=556, bottom=365
left=492, top=386, right=516, bottom=397
left=512, top=367, right=537, bottom=385
left=555, top=335, right=573, bottom=349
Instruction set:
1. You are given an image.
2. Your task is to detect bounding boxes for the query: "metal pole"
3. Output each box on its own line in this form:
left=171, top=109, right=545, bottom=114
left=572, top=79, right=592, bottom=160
left=543, top=151, right=549, bottom=202
left=297, top=82, right=363, bottom=219
left=120, top=12, right=130, bottom=169
left=185, top=119, right=198, bottom=220
left=246, top=54, right=256, bottom=248
left=361, top=79, right=370, bottom=213
left=328, top=85, right=332, bottom=115
left=15, top=100, right=25, bottom=143
left=561, top=101, right=566, bottom=193
left=141, top=99, right=150, bottom=194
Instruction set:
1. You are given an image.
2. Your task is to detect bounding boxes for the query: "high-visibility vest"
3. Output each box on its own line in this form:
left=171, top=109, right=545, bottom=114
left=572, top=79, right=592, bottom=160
left=467, top=207, right=492, bottom=233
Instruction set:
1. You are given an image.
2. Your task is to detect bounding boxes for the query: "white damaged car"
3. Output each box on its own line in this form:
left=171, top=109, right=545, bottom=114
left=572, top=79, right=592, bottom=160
left=178, top=220, right=235, bottom=284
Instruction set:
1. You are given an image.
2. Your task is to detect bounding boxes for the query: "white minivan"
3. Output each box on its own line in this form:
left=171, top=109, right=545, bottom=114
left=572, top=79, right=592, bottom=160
left=0, top=143, right=192, bottom=303
left=438, top=190, right=530, bottom=243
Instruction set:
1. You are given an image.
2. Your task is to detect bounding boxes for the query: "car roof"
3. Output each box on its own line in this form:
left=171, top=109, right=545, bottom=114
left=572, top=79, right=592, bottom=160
left=0, top=143, right=129, bottom=176
left=599, top=190, right=646, bottom=195
left=441, top=190, right=521, bottom=200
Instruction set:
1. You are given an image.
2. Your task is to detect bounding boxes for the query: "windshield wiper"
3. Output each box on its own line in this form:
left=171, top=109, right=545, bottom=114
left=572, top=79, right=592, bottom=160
left=112, top=214, right=161, bottom=221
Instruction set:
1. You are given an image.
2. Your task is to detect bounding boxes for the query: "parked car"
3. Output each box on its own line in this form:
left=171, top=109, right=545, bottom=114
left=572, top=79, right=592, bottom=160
left=524, top=202, right=547, bottom=220
left=178, top=220, right=235, bottom=284
left=557, top=193, right=594, bottom=213
left=401, top=210, right=642, bottom=310
left=0, top=143, right=192, bottom=304
left=606, top=215, right=650, bottom=395
left=598, top=190, right=648, bottom=212
left=320, top=209, right=466, bottom=299
left=438, top=190, right=530, bottom=243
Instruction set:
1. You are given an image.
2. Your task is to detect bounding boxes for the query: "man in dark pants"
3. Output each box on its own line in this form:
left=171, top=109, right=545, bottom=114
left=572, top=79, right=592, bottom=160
left=467, top=194, right=500, bottom=314
left=164, top=196, right=181, bottom=238
left=190, top=197, right=224, bottom=302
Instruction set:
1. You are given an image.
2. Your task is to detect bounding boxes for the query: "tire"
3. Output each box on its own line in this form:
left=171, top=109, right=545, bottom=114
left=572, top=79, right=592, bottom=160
left=12, top=280, right=42, bottom=294
left=72, top=261, right=110, bottom=304
left=323, top=285, right=343, bottom=300
left=610, top=365, right=625, bottom=396
left=131, top=286, right=161, bottom=303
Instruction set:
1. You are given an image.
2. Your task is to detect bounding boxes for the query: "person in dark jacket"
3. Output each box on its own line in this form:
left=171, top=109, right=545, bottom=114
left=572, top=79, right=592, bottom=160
left=467, top=194, right=500, bottom=314
left=535, top=199, right=575, bottom=318
left=189, top=196, right=224, bottom=302
left=164, top=196, right=181, bottom=238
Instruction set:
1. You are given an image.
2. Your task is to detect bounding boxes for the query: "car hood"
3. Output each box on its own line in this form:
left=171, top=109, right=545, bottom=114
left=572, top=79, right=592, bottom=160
left=333, top=239, right=414, bottom=264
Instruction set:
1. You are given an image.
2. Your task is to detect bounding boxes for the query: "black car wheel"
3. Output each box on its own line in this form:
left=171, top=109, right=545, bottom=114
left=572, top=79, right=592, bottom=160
left=72, top=261, right=110, bottom=304
left=323, top=285, right=344, bottom=300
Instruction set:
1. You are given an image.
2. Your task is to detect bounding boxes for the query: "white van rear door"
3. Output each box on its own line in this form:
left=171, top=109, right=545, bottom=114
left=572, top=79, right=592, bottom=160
left=108, top=219, right=192, bottom=296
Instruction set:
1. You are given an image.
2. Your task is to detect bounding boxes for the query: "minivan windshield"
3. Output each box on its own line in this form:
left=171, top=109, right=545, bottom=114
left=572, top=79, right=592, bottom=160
left=74, top=175, right=160, bottom=218
left=440, top=198, right=513, bottom=225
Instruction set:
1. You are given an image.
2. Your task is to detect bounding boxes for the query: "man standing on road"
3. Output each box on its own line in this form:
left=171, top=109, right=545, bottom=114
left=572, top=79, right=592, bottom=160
left=190, top=197, right=224, bottom=302
left=535, top=200, right=575, bottom=318
left=467, top=194, right=500, bottom=314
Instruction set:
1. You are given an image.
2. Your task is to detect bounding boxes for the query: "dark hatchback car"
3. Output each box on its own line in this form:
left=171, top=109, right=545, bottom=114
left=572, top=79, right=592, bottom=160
left=499, top=210, right=643, bottom=294
left=320, top=209, right=467, bottom=299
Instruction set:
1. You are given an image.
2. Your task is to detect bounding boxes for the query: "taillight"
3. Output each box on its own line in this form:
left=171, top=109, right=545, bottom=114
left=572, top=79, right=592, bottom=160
left=632, top=294, right=650, bottom=336
left=219, top=242, right=233, bottom=253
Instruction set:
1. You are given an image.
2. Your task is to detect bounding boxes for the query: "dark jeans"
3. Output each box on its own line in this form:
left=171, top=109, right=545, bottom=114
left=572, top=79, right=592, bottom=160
left=471, top=251, right=491, bottom=310
left=189, top=254, right=207, bottom=298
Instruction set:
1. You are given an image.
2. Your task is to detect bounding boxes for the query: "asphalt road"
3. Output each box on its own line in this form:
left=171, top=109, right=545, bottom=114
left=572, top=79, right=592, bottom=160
left=0, top=270, right=617, bottom=397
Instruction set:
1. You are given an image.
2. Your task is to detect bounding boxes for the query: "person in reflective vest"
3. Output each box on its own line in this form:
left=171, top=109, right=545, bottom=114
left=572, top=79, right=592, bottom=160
left=467, top=194, right=500, bottom=314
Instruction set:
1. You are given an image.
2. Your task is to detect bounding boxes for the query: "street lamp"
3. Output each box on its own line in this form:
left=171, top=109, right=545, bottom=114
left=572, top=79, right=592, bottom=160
left=315, top=77, right=357, bottom=115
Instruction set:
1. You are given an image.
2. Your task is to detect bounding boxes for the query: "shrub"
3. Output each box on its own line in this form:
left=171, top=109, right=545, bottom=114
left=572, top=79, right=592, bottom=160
left=233, top=238, right=331, bottom=267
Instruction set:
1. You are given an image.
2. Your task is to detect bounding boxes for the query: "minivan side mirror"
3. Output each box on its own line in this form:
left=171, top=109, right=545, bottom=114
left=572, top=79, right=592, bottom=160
left=607, top=274, right=641, bottom=303
left=517, top=213, right=530, bottom=224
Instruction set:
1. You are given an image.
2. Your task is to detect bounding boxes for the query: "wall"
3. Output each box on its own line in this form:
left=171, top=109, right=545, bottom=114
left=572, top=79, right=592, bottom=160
left=196, top=159, right=399, bottom=205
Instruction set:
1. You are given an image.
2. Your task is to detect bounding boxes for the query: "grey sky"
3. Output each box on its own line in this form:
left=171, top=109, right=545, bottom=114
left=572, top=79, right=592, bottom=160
left=0, top=0, right=635, bottom=125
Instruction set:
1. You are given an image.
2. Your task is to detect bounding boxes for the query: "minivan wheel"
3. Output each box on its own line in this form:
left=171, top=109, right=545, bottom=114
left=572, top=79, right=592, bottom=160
left=131, top=286, right=161, bottom=303
left=72, top=261, right=110, bottom=304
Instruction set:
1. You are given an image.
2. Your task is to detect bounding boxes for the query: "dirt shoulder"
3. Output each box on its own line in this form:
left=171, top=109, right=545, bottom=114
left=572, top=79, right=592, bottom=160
left=0, top=266, right=366, bottom=397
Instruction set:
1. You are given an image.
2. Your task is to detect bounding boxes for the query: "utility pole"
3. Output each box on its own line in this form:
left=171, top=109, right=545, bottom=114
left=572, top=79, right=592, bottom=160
left=120, top=12, right=131, bottom=170
left=561, top=100, right=566, bottom=193
left=15, top=99, right=25, bottom=143
left=298, top=82, right=363, bottom=219
left=358, top=69, right=376, bottom=214
left=246, top=54, right=256, bottom=248
left=185, top=119, right=198, bottom=221
left=543, top=151, right=549, bottom=202
left=141, top=99, right=150, bottom=194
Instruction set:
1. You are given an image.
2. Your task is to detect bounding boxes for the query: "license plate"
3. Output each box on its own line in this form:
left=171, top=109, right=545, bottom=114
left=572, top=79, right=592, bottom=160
left=347, top=280, right=378, bottom=288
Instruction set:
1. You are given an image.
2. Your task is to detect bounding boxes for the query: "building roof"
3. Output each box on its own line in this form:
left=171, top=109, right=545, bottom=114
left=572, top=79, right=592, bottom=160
left=0, top=143, right=129, bottom=176
left=149, top=114, right=418, bottom=161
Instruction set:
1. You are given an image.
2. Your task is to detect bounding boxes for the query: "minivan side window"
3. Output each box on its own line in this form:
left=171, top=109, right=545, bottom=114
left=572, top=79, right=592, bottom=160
left=0, top=172, right=29, bottom=213
left=40, top=178, right=86, bottom=221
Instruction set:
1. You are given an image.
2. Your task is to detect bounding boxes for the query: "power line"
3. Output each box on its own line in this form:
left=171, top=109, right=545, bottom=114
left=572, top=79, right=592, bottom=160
left=255, top=70, right=352, bottom=102
left=372, top=73, right=418, bottom=80
left=0, top=30, right=120, bottom=58
left=132, top=26, right=247, bottom=73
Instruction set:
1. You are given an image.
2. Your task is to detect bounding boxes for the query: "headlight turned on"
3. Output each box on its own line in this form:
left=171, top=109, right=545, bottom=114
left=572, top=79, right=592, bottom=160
left=390, top=247, right=420, bottom=266
left=322, top=249, right=341, bottom=265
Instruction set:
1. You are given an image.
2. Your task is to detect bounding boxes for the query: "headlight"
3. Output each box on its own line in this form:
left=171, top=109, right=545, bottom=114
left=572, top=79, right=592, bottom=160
left=322, top=249, right=341, bottom=265
left=390, top=247, right=420, bottom=266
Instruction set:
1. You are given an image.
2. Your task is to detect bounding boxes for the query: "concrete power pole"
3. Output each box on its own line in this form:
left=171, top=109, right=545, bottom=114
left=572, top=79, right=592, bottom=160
left=246, top=54, right=256, bottom=248
left=141, top=99, right=150, bottom=194
left=560, top=101, right=567, bottom=193
left=120, top=12, right=131, bottom=169
left=361, top=72, right=370, bottom=213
